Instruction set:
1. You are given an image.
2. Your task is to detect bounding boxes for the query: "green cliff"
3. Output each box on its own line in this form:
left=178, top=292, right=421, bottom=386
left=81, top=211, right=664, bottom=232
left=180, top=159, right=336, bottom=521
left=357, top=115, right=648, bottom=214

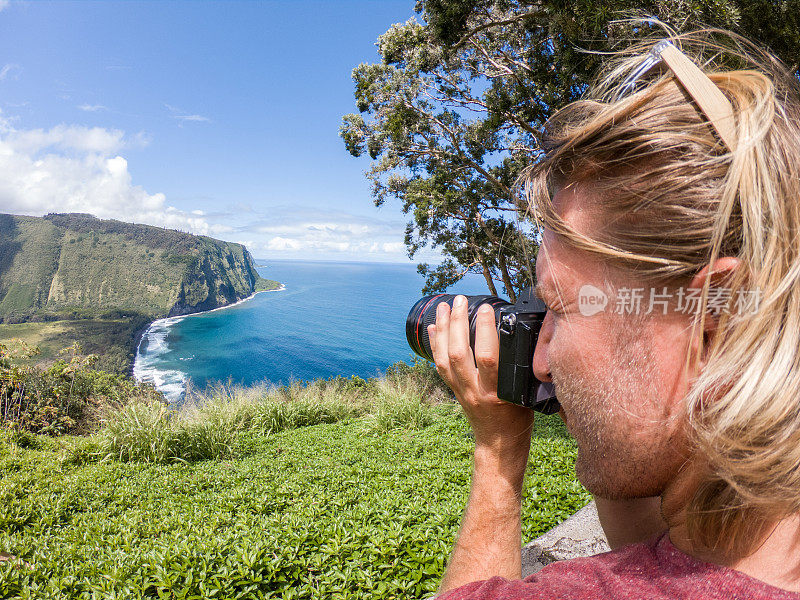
left=0, top=213, right=280, bottom=371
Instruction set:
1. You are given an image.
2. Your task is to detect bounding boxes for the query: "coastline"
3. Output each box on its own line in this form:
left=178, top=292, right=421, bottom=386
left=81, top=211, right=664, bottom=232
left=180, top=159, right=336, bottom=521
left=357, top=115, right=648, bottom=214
left=129, top=320, right=156, bottom=378
left=133, top=284, right=286, bottom=399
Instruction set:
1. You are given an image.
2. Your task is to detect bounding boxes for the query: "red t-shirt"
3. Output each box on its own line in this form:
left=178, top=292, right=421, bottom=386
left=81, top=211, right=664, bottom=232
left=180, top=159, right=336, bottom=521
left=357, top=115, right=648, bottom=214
left=438, top=533, right=800, bottom=599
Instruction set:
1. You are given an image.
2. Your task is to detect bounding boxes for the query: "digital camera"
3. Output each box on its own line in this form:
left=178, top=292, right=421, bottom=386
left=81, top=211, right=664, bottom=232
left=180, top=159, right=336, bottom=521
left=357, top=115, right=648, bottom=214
left=406, top=287, right=559, bottom=414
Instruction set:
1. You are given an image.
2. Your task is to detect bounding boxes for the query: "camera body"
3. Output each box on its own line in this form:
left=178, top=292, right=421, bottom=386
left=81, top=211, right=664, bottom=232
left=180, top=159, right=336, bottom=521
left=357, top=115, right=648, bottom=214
left=496, top=287, right=559, bottom=414
left=405, top=287, right=559, bottom=414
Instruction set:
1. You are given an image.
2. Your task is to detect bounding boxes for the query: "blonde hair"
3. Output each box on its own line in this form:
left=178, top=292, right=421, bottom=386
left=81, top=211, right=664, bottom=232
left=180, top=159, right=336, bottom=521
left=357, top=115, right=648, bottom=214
left=523, top=28, right=800, bottom=557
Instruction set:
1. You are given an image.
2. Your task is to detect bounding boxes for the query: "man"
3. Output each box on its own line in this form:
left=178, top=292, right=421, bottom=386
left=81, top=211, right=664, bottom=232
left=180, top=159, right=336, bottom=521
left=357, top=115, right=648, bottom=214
left=427, top=28, right=800, bottom=598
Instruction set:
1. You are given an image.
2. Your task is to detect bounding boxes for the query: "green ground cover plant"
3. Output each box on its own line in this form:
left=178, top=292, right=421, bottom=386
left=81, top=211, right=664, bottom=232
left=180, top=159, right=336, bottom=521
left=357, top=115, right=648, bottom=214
left=0, top=358, right=588, bottom=599
left=0, top=347, right=589, bottom=598
left=0, top=408, right=587, bottom=599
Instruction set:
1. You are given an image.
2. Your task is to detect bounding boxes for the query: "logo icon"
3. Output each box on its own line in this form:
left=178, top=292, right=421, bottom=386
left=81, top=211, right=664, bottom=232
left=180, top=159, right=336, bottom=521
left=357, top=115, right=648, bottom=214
left=578, top=284, right=608, bottom=316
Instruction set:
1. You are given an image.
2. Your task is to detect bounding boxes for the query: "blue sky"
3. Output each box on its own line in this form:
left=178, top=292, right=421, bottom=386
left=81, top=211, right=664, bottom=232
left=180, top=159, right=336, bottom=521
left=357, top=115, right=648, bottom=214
left=0, top=0, right=444, bottom=262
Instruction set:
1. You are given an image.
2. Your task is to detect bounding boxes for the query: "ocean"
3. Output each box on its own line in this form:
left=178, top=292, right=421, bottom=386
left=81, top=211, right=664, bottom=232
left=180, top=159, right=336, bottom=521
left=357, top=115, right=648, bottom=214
left=133, top=259, right=491, bottom=402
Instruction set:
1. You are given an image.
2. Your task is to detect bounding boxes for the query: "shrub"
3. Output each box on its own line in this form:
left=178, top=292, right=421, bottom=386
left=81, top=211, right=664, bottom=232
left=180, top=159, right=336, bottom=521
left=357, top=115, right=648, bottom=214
left=0, top=340, right=162, bottom=435
left=3, top=356, right=458, bottom=463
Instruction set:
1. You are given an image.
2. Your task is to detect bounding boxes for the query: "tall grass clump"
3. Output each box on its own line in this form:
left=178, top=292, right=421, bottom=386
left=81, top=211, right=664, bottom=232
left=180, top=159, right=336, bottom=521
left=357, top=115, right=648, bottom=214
left=99, top=401, right=186, bottom=463
left=251, top=377, right=367, bottom=434
left=367, top=360, right=457, bottom=433
left=94, top=359, right=460, bottom=463
left=98, top=383, right=268, bottom=463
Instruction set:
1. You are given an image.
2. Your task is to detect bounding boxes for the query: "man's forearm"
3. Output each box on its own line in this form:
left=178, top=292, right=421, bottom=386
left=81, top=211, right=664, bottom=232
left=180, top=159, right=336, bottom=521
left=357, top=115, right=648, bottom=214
left=438, top=443, right=530, bottom=594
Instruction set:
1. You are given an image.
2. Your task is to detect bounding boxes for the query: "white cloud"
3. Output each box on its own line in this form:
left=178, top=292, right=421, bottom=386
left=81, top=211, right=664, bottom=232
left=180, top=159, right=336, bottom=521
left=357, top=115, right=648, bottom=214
left=164, top=103, right=210, bottom=124
left=380, top=242, right=405, bottom=253
left=4, top=124, right=126, bottom=154
left=0, top=2, right=9, bottom=13
left=255, top=222, right=372, bottom=237
left=77, top=104, right=107, bottom=112
left=232, top=209, right=431, bottom=262
left=177, top=114, right=210, bottom=123
left=266, top=236, right=302, bottom=251
left=0, top=63, right=21, bottom=81
left=209, top=224, right=234, bottom=234
left=0, top=119, right=212, bottom=236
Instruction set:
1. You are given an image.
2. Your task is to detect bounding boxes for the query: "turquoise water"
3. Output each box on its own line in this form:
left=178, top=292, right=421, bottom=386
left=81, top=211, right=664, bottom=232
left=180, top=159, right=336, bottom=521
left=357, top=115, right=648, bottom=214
left=133, top=259, right=489, bottom=401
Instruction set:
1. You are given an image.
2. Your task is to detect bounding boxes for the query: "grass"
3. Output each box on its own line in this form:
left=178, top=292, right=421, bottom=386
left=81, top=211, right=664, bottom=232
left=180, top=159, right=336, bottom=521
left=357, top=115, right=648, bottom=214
left=0, top=318, right=149, bottom=373
left=0, top=322, right=70, bottom=362
left=254, top=277, right=282, bottom=292
left=91, top=362, right=454, bottom=464
left=0, top=366, right=590, bottom=599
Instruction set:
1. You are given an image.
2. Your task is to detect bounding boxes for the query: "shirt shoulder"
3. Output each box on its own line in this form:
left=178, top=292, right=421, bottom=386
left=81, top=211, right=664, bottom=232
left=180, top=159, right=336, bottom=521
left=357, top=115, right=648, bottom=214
left=436, top=533, right=800, bottom=600
left=436, top=539, right=659, bottom=600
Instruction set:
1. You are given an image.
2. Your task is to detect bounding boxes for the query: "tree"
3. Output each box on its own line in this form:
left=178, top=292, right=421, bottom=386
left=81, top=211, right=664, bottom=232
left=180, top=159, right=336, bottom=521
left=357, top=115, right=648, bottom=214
left=341, top=0, right=800, bottom=298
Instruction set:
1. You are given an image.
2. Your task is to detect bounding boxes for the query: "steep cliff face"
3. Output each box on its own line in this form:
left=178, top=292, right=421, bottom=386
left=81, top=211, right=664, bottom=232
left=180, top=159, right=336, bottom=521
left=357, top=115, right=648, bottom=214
left=0, top=213, right=269, bottom=321
left=169, top=241, right=260, bottom=316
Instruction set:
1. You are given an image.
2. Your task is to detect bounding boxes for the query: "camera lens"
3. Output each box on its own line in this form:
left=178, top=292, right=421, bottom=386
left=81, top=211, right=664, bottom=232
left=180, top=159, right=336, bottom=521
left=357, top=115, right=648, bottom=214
left=406, top=294, right=512, bottom=361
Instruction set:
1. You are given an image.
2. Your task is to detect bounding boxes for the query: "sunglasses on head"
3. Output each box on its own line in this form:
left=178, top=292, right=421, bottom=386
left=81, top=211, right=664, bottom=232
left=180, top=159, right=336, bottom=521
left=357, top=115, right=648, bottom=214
left=615, top=39, right=737, bottom=152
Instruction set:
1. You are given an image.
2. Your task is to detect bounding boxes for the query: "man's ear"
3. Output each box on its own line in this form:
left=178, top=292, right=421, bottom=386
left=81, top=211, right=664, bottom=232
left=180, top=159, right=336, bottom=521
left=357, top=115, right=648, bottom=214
left=687, top=257, right=741, bottom=366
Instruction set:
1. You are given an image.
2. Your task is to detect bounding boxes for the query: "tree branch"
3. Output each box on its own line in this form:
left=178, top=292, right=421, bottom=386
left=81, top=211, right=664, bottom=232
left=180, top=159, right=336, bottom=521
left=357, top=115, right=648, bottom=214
left=452, top=7, right=546, bottom=51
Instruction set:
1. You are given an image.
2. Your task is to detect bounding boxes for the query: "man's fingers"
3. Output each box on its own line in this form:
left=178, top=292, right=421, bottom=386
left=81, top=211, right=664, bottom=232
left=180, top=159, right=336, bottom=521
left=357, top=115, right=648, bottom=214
left=430, top=302, right=451, bottom=379
left=448, top=295, right=476, bottom=385
left=474, top=304, right=499, bottom=396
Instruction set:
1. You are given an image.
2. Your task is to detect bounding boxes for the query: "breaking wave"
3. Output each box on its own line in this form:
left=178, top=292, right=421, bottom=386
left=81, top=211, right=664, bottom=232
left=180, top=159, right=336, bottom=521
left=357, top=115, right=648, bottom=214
left=132, top=287, right=286, bottom=402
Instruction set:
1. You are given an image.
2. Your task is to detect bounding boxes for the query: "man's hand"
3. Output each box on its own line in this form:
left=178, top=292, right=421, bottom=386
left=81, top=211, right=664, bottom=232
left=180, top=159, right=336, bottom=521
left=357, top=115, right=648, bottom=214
left=428, top=295, right=535, bottom=593
left=427, top=295, right=534, bottom=456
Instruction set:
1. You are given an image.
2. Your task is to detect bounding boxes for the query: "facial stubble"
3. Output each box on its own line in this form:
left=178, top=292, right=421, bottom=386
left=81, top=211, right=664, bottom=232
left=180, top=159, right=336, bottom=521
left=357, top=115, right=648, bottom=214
left=550, top=315, right=683, bottom=500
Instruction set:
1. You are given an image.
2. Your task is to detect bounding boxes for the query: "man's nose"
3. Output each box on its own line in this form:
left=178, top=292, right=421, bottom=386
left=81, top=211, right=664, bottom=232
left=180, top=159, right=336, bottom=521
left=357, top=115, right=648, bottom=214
left=532, top=311, right=553, bottom=383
